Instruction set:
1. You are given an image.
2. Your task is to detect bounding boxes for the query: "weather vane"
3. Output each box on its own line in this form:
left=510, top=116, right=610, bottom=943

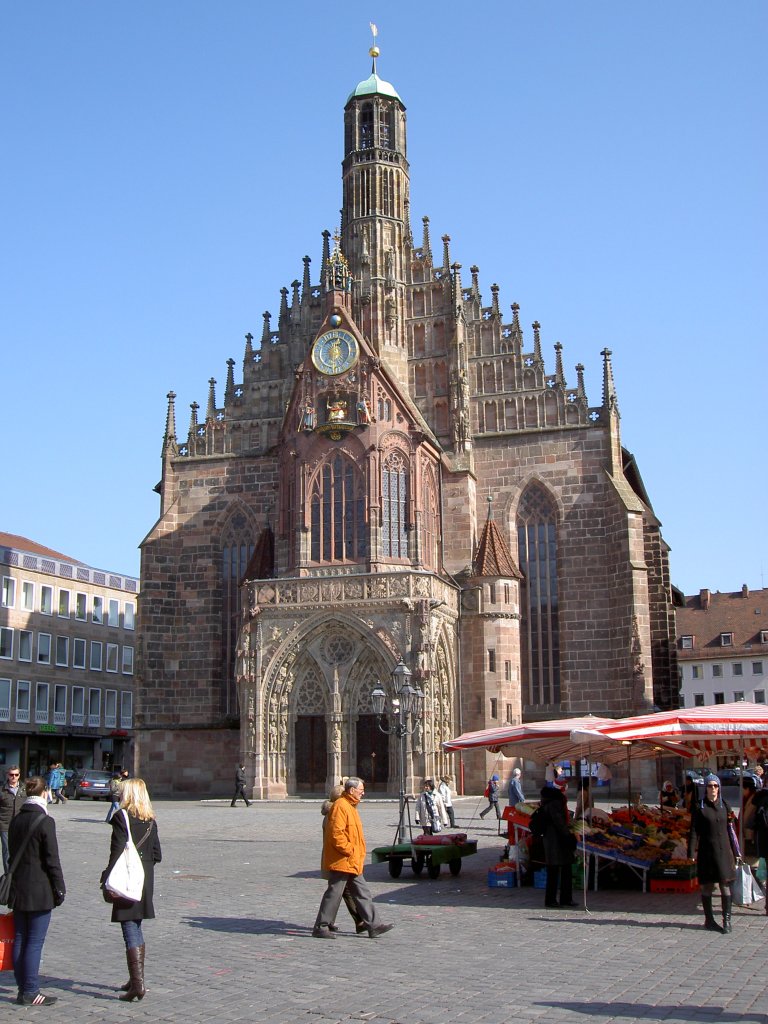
left=369, top=22, right=379, bottom=72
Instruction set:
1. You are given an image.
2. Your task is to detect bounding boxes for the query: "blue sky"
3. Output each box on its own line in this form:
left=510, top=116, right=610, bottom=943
left=2, top=2, right=766, bottom=595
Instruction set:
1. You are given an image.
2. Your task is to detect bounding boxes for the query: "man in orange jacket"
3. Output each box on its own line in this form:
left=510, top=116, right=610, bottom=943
left=312, top=777, right=395, bottom=939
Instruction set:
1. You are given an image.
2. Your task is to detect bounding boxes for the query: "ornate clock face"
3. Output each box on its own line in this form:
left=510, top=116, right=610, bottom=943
left=311, top=328, right=359, bottom=376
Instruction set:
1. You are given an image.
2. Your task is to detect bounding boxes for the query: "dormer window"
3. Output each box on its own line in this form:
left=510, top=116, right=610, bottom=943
left=720, top=633, right=733, bottom=647
left=761, top=630, right=768, bottom=645
left=681, top=635, right=694, bottom=650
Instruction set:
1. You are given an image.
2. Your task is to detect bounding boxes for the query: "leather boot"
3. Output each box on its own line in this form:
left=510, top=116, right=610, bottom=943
left=702, top=895, right=723, bottom=932
left=721, top=894, right=733, bottom=934
left=119, top=946, right=146, bottom=1001
left=120, top=944, right=144, bottom=991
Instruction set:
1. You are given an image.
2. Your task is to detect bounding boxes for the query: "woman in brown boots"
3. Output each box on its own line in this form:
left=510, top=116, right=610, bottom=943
left=688, top=774, right=738, bottom=933
left=101, top=778, right=162, bottom=1000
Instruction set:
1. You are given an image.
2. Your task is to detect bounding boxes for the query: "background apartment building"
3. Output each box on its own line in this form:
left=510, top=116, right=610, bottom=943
left=0, top=532, right=138, bottom=777
left=677, top=585, right=768, bottom=709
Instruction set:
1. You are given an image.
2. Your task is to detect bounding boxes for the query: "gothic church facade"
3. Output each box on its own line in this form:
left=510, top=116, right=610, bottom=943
left=138, top=55, right=678, bottom=797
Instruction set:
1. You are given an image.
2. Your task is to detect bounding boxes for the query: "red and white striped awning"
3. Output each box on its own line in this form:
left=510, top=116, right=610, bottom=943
left=573, top=702, right=768, bottom=758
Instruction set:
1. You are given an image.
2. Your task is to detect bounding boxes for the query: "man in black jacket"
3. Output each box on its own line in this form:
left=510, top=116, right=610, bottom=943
left=231, top=764, right=251, bottom=807
left=0, top=766, right=25, bottom=872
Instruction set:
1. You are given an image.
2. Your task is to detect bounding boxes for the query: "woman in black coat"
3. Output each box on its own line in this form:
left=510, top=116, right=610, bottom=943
left=753, top=785, right=768, bottom=916
left=688, top=774, right=738, bottom=933
left=539, top=785, right=577, bottom=908
left=101, top=778, right=162, bottom=1001
left=8, top=775, right=66, bottom=1006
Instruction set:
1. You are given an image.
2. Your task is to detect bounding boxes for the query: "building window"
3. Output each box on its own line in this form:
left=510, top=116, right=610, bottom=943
left=713, top=692, right=725, bottom=704
left=1, top=577, right=16, bottom=608
left=35, top=682, right=49, bottom=724
left=488, top=649, right=496, bottom=673
left=381, top=451, right=409, bottom=559
left=712, top=664, right=722, bottom=678
left=53, top=684, right=67, bottom=726
left=691, top=665, right=702, bottom=679
left=755, top=690, right=766, bottom=704
left=88, top=688, right=101, bottom=727
left=359, top=102, right=373, bottom=149
left=421, top=469, right=439, bottom=571
left=0, top=627, right=12, bottom=660
left=733, top=691, right=745, bottom=702
left=681, top=635, right=694, bottom=649
left=122, top=646, right=134, bottom=675
left=720, top=633, right=733, bottom=647
left=75, top=593, right=87, bottom=620
left=108, top=599, right=119, bottom=627
left=733, top=663, right=744, bottom=676
left=694, top=693, right=705, bottom=706
left=55, top=636, right=69, bottom=667
left=93, top=596, right=104, bottom=624
left=505, top=661, right=511, bottom=681
left=489, top=584, right=497, bottom=604
left=120, top=691, right=133, bottom=728
left=21, top=581, right=34, bottom=611
left=73, top=638, right=86, bottom=669
left=40, top=585, right=53, bottom=615
left=517, top=482, right=560, bottom=708
left=0, top=678, right=10, bottom=721
left=753, top=662, right=764, bottom=675
left=124, top=602, right=135, bottom=631
left=58, top=590, right=70, bottom=617
left=506, top=703, right=513, bottom=722
left=490, top=697, right=498, bottom=719
left=104, top=689, right=117, bottom=729
left=37, top=634, right=51, bottom=664
left=310, top=454, right=368, bottom=562
left=106, top=644, right=118, bottom=673
left=18, top=630, right=32, bottom=662
left=16, top=680, right=30, bottom=723
left=71, top=686, right=84, bottom=726
left=761, top=631, right=768, bottom=645
left=90, top=641, right=102, bottom=671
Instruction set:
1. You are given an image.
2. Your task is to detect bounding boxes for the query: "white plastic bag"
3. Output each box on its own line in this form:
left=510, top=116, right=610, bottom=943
left=105, top=810, right=145, bottom=902
left=732, top=863, right=762, bottom=907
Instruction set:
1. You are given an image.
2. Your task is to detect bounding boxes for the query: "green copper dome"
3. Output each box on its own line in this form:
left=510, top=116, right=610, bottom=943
left=346, top=73, right=402, bottom=105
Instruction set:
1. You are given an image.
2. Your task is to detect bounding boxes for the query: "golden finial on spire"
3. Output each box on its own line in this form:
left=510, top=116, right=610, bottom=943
left=369, top=22, right=380, bottom=71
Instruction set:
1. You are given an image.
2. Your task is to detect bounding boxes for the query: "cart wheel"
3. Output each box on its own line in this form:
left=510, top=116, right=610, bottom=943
left=388, top=858, right=403, bottom=879
left=411, top=855, right=425, bottom=876
left=448, top=858, right=462, bottom=876
left=427, top=861, right=441, bottom=879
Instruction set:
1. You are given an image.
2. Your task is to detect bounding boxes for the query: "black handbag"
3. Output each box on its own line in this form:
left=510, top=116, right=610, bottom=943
left=0, top=814, right=46, bottom=908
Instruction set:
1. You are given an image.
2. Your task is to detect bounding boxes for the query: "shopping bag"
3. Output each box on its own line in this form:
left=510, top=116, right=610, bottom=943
left=732, top=863, right=762, bottom=906
left=0, top=912, right=14, bottom=971
left=104, top=811, right=145, bottom=902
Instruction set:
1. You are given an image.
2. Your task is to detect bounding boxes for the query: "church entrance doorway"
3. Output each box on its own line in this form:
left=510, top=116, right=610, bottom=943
left=356, top=715, right=389, bottom=793
left=295, top=716, right=327, bottom=793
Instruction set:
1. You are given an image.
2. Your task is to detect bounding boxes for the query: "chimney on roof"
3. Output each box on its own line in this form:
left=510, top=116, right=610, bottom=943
left=742, top=584, right=749, bottom=598
left=700, top=588, right=711, bottom=610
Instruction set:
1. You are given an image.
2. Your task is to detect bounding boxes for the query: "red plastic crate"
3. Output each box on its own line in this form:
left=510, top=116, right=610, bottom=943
left=649, top=877, right=699, bottom=894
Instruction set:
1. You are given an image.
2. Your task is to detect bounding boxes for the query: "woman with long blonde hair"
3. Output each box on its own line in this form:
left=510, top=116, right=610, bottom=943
left=100, top=777, right=162, bottom=1001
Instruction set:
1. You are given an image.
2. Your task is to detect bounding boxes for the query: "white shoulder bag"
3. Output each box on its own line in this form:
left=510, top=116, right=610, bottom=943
left=105, top=810, right=147, bottom=902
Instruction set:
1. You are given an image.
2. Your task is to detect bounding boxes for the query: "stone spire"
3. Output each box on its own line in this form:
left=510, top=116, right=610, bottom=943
left=470, top=266, right=480, bottom=302
left=532, top=321, right=542, bottom=363
left=163, top=391, right=178, bottom=456
left=601, top=348, right=619, bottom=416
left=278, top=287, right=289, bottom=332
left=206, top=378, right=217, bottom=422
left=225, top=358, right=235, bottom=404
left=320, top=230, right=331, bottom=284
left=473, top=497, right=522, bottom=578
left=261, top=311, right=271, bottom=346
left=442, top=234, right=451, bottom=273
left=554, top=342, right=565, bottom=386
left=302, top=256, right=311, bottom=306
left=187, top=401, right=199, bottom=446
left=421, top=216, right=432, bottom=262
left=576, top=362, right=586, bottom=399
left=490, top=283, right=500, bottom=319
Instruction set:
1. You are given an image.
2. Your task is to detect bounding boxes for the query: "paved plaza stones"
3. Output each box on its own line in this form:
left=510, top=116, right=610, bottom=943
left=2, top=798, right=766, bottom=1024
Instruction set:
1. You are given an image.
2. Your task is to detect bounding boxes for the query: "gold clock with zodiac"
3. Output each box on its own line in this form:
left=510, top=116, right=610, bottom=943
left=311, top=328, right=359, bottom=376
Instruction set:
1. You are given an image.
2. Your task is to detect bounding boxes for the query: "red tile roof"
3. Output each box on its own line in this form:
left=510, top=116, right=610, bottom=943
left=676, top=587, right=768, bottom=659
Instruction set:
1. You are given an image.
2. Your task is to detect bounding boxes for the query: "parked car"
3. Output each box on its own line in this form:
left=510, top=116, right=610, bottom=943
left=64, top=769, right=112, bottom=800
left=716, top=767, right=742, bottom=786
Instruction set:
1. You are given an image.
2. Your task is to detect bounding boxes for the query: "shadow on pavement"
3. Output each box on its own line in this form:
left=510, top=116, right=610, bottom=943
left=183, top=915, right=308, bottom=935
left=542, top=1001, right=767, bottom=1024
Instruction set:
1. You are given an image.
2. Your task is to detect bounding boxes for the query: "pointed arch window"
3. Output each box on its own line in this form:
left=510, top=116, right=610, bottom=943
left=422, top=467, right=439, bottom=570
left=360, top=103, right=373, bottom=149
left=382, top=450, right=409, bottom=559
left=310, top=454, right=367, bottom=563
left=221, top=515, right=254, bottom=717
left=517, top=483, right=560, bottom=707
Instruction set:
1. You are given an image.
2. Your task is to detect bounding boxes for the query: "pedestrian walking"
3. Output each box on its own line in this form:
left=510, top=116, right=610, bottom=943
left=688, top=774, right=738, bottom=933
left=8, top=775, right=66, bottom=1006
left=437, top=775, right=456, bottom=827
left=0, top=765, right=25, bottom=873
left=312, top=777, right=394, bottom=940
left=415, top=778, right=449, bottom=835
left=508, top=768, right=525, bottom=809
left=479, top=773, right=501, bottom=825
left=231, top=764, right=251, bottom=807
left=319, top=784, right=365, bottom=934
left=101, top=778, right=162, bottom=1001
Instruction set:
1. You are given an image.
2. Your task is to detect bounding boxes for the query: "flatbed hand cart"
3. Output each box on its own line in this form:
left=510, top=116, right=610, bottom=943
left=371, top=796, right=479, bottom=879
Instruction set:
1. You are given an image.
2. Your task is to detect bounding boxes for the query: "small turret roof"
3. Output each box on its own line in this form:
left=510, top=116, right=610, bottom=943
left=347, top=73, right=401, bottom=105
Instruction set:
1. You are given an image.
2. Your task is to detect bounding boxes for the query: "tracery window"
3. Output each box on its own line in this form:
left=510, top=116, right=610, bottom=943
left=516, top=483, right=560, bottom=707
left=379, top=104, right=393, bottom=149
left=310, top=455, right=367, bottom=563
left=360, top=103, right=373, bottom=149
left=382, top=450, right=409, bottom=559
left=421, top=467, right=439, bottom=570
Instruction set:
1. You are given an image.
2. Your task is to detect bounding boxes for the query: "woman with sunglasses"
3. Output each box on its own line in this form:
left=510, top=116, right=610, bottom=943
left=688, top=774, right=739, bottom=933
left=0, top=766, right=25, bottom=874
